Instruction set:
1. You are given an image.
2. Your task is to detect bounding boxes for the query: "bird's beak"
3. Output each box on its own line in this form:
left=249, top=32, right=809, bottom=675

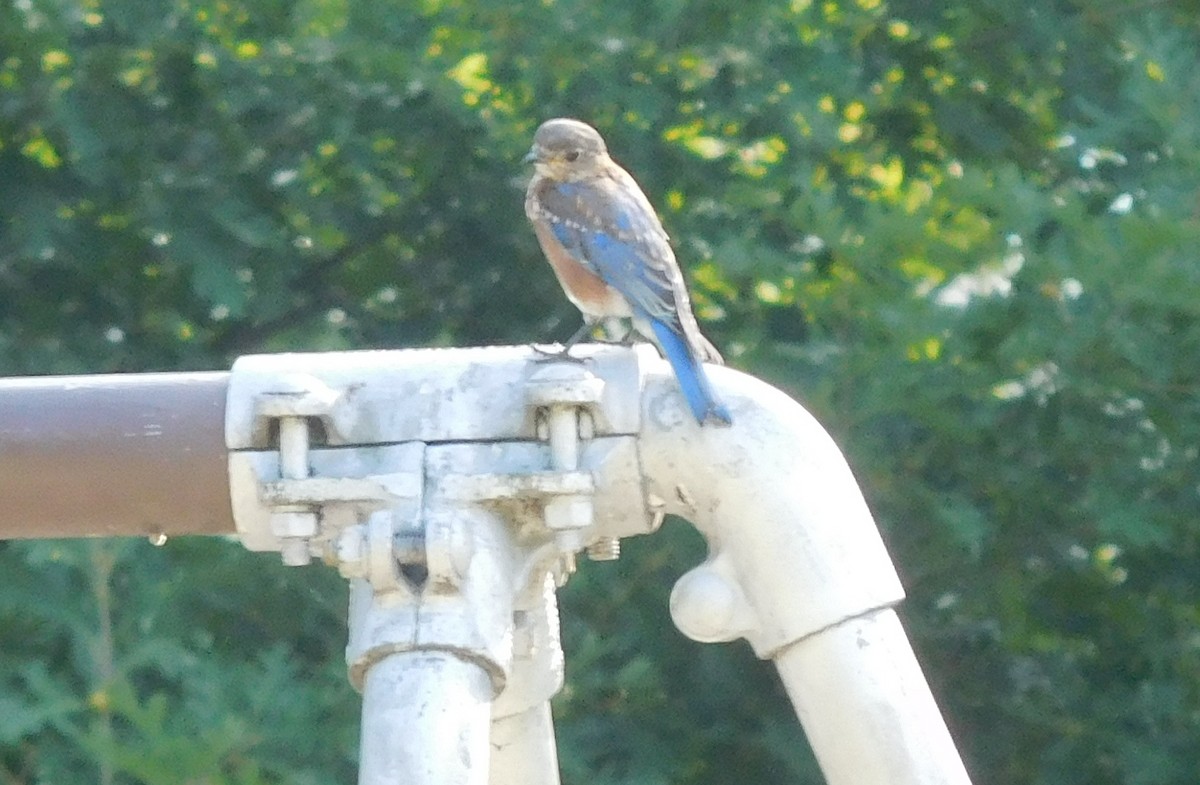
left=523, top=147, right=540, bottom=164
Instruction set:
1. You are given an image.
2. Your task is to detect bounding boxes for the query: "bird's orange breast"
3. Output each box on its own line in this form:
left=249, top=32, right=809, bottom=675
left=530, top=221, right=630, bottom=317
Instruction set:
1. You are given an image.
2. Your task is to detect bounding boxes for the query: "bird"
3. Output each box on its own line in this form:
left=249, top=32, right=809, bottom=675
left=523, top=118, right=732, bottom=426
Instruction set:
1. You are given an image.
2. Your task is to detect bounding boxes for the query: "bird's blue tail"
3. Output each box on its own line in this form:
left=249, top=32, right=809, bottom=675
left=650, top=321, right=732, bottom=426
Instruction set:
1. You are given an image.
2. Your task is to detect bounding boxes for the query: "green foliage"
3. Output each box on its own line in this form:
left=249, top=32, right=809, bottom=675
left=3, top=0, right=1200, bottom=782
left=0, top=539, right=356, bottom=783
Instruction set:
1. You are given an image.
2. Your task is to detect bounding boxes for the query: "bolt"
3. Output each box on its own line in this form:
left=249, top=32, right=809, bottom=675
left=271, top=509, right=318, bottom=538
left=553, top=552, right=578, bottom=587
left=587, top=537, right=621, bottom=561
left=526, top=364, right=604, bottom=463
left=544, top=496, right=592, bottom=531
left=336, top=525, right=366, bottom=579
left=526, top=364, right=605, bottom=408
left=544, top=404, right=579, bottom=470
left=280, top=538, right=312, bottom=567
left=271, top=508, right=317, bottom=568
left=578, top=410, right=595, bottom=440
left=277, top=416, right=310, bottom=480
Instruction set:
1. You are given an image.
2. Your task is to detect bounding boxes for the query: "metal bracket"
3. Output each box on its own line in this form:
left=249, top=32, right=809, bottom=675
left=249, top=374, right=343, bottom=565
left=523, top=362, right=621, bottom=572
left=230, top=373, right=428, bottom=598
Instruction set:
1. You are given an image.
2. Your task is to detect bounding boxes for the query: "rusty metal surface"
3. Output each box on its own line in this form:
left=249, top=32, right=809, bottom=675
left=0, top=372, right=234, bottom=539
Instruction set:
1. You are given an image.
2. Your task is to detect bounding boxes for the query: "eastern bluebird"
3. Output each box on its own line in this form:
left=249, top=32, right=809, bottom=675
left=524, top=118, right=732, bottom=426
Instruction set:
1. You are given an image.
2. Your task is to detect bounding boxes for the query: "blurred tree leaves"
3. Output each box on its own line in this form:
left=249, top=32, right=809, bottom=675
left=2, top=0, right=1200, bottom=783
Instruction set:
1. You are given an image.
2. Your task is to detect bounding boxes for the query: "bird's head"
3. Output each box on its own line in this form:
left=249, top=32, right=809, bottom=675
left=524, top=118, right=609, bottom=180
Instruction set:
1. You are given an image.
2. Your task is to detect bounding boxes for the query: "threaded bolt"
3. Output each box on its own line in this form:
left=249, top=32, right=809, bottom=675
left=586, top=537, right=621, bottom=561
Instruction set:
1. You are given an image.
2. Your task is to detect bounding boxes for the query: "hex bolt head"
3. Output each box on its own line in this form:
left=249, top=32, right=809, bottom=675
left=280, top=538, right=312, bottom=567
left=270, top=509, right=319, bottom=538
left=544, top=496, right=593, bottom=531
left=526, top=364, right=605, bottom=408
left=254, top=374, right=341, bottom=418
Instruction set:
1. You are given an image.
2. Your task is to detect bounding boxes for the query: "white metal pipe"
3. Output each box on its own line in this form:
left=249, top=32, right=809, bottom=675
left=358, top=651, right=493, bottom=785
left=776, top=608, right=971, bottom=785
left=638, top=359, right=972, bottom=785
left=639, top=362, right=906, bottom=654
left=489, top=701, right=560, bottom=785
left=490, top=572, right=564, bottom=785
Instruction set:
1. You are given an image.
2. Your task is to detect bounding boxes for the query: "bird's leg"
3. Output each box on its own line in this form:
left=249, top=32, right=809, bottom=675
left=561, top=319, right=598, bottom=351
left=595, top=319, right=646, bottom=349
left=611, top=321, right=640, bottom=347
left=591, top=317, right=627, bottom=344
left=584, top=318, right=641, bottom=347
left=530, top=320, right=595, bottom=362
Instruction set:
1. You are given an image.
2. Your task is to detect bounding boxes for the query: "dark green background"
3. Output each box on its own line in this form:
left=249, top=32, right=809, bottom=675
left=2, top=0, right=1199, bottom=782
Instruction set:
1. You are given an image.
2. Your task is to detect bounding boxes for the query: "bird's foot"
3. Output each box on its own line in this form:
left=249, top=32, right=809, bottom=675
left=529, top=343, right=588, bottom=363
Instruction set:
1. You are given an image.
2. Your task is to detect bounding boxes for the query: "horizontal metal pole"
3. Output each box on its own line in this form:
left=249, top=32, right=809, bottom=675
left=0, top=372, right=234, bottom=539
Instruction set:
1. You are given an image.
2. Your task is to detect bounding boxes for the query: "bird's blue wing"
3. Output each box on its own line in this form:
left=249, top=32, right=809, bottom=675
left=538, top=179, right=680, bottom=326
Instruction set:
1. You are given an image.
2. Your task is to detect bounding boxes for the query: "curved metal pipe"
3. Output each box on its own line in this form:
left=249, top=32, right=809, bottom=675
left=637, top=361, right=972, bottom=785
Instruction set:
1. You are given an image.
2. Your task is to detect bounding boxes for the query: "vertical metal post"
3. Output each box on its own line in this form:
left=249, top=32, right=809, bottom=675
left=346, top=497, right=517, bottom=785
left=359, top=652, right=493, bottom=785
left=489, top=702, right=560, bottom=785
left=489, top=574, right=564, bottom=785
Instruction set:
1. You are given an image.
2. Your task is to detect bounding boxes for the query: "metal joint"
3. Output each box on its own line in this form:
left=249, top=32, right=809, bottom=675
left=248, top=375, right=345, bottom=565
left=524, top=363, right=613, bottom=571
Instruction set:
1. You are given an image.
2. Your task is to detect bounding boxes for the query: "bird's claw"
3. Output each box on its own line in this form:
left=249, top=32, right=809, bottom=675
left=529, top=343, right=588, bottom=363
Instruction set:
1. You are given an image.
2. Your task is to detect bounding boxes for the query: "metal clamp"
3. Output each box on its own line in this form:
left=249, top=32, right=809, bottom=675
left=251, top=374, right=342, bottom=565
left=525, top=363, right=620, bottom=568
left=234, top=373, right=424, bottom=586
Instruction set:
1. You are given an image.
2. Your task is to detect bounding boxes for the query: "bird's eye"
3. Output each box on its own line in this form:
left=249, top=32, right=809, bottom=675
left=565, top=151, right=580, bottom=162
